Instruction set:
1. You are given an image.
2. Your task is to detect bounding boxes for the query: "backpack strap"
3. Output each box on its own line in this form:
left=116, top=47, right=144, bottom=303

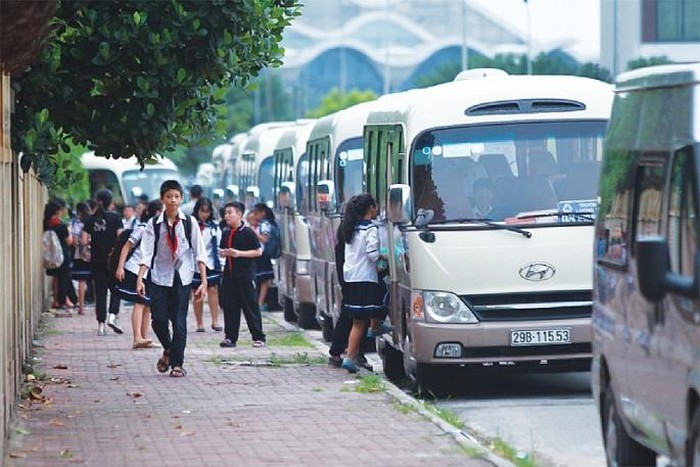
left=150, top=214, right=194, bottom=271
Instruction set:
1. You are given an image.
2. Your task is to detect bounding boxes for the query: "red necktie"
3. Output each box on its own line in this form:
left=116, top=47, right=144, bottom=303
left=166, top=218, right=179, bottom=259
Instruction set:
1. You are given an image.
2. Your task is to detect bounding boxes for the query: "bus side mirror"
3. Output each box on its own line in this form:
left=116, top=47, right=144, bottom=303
left=637, top=237, right=671, bottom=302
left=317, top=180, right=335, bottom=213
left=246, top=186, right=260, bottom=200
left=388, top=184, right=411, bottom=224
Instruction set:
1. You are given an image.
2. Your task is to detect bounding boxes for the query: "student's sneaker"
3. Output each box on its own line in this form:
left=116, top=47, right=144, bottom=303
left=97, top=323, right=107, bottom=336
left=367, top=322, right=394, bottom=339
left=341, top=357, right=361, bottom=374
left=219, top=338, right=236, bottom=348
left=107, top=314, right=124, bottom=334
left=252, top=340, right=266, bottom=348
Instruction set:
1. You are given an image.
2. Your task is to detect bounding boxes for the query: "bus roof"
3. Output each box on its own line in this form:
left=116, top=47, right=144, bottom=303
left=274, top=120, right=316, bottom=164
left=80, top=152, right=178, bottom=173
left=365, top=74, right=613, bottom=148
left=615, top=62, right=700, bottom=92
left=243, top=122, right=302, bottom=164
left=308, top=100, right=377, bottom=153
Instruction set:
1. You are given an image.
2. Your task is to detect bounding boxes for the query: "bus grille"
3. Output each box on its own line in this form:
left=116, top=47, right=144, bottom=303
left=461, top=291, right=592, bottom=322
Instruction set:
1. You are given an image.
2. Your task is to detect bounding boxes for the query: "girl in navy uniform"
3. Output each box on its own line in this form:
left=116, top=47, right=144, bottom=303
left=191, top=197, right=223, bottom=332
left=115, top=199, right=162, bottom=349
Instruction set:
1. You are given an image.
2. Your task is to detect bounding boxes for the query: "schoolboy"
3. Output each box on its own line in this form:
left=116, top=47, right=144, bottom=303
left=136, top=180, right=208, bottom=377
left=218, top=202, right=266, bottom=348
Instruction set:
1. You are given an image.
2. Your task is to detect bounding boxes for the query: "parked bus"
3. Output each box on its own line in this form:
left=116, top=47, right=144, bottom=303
left=272, top=121, right=317, bottom=327
left=305, top=101, right=378, bottom=336
left=81, top=152, right=181, bottom=208
left=367, top=70, right=613, bottom=394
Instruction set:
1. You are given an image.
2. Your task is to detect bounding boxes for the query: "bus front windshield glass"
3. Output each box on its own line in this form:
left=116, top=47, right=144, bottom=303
left=411, top=120, right=606, bottom=225
left=122, top=168, right=180, bottom=205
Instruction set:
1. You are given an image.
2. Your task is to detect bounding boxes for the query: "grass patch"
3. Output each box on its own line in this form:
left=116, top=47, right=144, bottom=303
left=266, top=332, right=313, bottom=348
left=490, top=437, right=536, bottom=467
left=312, top=387, right=323, bottom=392
left=419, top=401, right=465, bottom=430
left=459, top=445, right=486, bottom=459
left=354, top=374, right=385, bottom=393
left=392, top=401, right=416, bottom=415
left=206, top=356, right=223, bottom=365
left=269, top=352, right=326, bottom=366
left=42, top=328, right=62, bottom=336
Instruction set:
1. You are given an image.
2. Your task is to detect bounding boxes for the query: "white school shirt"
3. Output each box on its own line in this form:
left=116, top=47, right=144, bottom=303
left=343, top=219, right=380, bottom=283
left=198, top=220, right=223, bottom=271
left=138, top=211, right=207, bottom=287
left=124, top=223, right=146, bottom=275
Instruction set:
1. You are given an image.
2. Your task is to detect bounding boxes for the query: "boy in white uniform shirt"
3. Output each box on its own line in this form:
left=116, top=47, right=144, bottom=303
left=136, top=180, right=208, bottom=378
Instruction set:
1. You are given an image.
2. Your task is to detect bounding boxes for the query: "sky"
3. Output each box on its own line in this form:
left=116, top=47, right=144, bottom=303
left=470, top=0, right=601, bottom=62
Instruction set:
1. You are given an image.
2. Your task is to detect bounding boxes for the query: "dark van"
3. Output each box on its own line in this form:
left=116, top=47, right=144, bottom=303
left=592, top=62, right=700, bottom=466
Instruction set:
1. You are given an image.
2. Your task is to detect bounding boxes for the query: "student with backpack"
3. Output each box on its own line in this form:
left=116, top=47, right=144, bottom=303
left=70, top=202, right=93, bottom=315
left=250, top=203, right=280, bottom=311
left=136, top=180, right=209, bottom=378
left=114, top=199, right=162, bottom=349
left=190, top=197, right=223, bottom=333
left=82, top=189, right=123, bottom=336
left=218, top=201, right=266, bottom=348
left=43, top=200, right=77, bottom=311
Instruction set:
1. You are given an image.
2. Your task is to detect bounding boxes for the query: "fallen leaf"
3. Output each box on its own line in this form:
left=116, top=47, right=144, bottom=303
left=127, top=391, right=144, bottom=399
left=60, top=449, right=73, bottom=459
left=26, top=374, right=36, bottom=382
left=9, top=452, right=26, bottom=458
left=52, top=364, right=68, bottom=370
left=50, top=420, right=65, bottom=427
left=180, top=431, right=195, bottom=436
left=174, top=424, right=183, bottom=430
left=14, top=427, right=30, bottom=435
left=106, top=363, right=121, bottom=369
left=110, top=376, right=119, bottom=381
left=67, top=384, right=79, bottom=388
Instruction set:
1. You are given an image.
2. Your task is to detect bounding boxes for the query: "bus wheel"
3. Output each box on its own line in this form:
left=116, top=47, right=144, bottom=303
left=382, top=343, right=406, bottom=382
left=602, top=385, right=656, bottom=466
left=296, top=304, right=319, bottom=330
left=414, top=364, right=452, bottom=399
left=283, top=297, right=296, bottom=323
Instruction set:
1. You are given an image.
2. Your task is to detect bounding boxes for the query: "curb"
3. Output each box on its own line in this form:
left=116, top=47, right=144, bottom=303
left=269, top=312, right=515, bottom=467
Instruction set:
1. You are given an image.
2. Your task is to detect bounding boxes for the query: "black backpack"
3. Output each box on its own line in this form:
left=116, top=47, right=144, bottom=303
left=108, top=229, right=135, bottom=286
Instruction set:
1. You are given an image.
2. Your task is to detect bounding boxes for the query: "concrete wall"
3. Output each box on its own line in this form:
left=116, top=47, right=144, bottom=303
left=0, top=72, right=48, bottom=458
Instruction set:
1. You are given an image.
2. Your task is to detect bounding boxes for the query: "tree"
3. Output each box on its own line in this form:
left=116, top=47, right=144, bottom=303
left=12, top=0, right=301, bottom=188
left=305, top=88, right=377, bottom=118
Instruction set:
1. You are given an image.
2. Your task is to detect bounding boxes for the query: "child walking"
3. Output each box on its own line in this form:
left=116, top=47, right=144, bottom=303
left=340, top=194, right=388, bottom=373
left=115, top=199, right=162, bottom=349
left=218, top=202, right=266, bottom=348
left=136, top=181, right=209, bottom=377
left=191, top=197, right=223, bottom=332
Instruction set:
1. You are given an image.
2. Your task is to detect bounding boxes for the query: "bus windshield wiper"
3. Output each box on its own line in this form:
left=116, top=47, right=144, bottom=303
left=426, top=217, right=532, bottom=239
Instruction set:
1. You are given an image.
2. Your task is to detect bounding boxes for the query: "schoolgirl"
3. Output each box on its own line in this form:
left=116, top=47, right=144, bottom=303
left=70, top=201, right=93, bottom=314
left=44, top=200, right=77, bottom=310
left=340, top=193, right=390, bottom=373
left=250, top=203, right=276, bottom=311
left=114, top=199, right=162, bottom=348
left=191, top=197, right=223, bottom=332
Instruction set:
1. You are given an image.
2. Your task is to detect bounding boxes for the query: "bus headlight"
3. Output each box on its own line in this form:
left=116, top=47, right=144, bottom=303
left=422, top=291, right=478, bottom=324
left=296, top=259, right=310, bottom=275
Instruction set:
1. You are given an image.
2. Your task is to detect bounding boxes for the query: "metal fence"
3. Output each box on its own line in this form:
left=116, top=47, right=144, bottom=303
left=0, top=73, right=48, bottom=457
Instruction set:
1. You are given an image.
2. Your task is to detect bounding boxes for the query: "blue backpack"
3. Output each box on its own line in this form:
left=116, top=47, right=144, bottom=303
left=264, top=221, right=282, bottom=259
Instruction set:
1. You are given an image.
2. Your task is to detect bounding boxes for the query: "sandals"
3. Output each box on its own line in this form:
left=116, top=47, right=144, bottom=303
left=170, top=367, right=187, bottom=378
left=156, top=351, right=170, bottom=373
left=211, top=325, right=223, bottom=332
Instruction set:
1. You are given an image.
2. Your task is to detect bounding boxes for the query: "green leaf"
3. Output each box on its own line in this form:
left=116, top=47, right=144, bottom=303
left=176, top=68, right=186, bottom=83
left=146, top=103, right=155, bottom=117
left=133, top=11, right=141, bottom=26
left=38, top=109, right=49, bottom=125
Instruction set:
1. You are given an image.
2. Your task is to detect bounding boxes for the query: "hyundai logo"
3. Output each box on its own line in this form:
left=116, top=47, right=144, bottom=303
left=519, top=262, right=556, bottom=281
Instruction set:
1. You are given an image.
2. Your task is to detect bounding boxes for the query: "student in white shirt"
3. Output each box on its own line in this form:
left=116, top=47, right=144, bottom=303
left=136, top=181, right=208, bottom=378
left=190, top=197, right=223, bottom=332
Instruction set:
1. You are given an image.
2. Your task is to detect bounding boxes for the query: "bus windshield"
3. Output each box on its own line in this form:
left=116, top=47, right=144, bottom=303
left=411, top=120, right=606, bottom=225
left=122, top=168, right=180, bottom=205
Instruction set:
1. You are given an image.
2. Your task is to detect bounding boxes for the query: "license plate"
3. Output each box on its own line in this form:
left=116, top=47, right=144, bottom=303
left=510, top=328, right=571, bottom=346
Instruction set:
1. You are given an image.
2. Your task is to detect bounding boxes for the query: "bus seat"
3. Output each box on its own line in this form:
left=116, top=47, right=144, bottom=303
left=555, top=162, right=600, bottom=200
left=528, top=150, right=557, bottom=177
left=478, top=153, right=511, bottom=178
left=520, top=175, right=559, bottom=212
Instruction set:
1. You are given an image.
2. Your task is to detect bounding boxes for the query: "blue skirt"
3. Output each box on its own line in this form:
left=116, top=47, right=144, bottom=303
left=113, top=270, right=151, bottom=306
left=191, top=269, right=221, bottom=288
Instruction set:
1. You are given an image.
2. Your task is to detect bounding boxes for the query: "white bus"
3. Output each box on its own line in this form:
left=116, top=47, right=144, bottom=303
left=304, top=101, right=378, bottom=335
left=367, top=70, right=613, bottom=395
left=272, top=122, right=317, bottom=326
left=81, top=152, right=181, bottom=208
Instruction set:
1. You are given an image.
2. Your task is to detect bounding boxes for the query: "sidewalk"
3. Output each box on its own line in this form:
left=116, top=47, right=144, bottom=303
left=5, top=304, right=495, bottom=466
